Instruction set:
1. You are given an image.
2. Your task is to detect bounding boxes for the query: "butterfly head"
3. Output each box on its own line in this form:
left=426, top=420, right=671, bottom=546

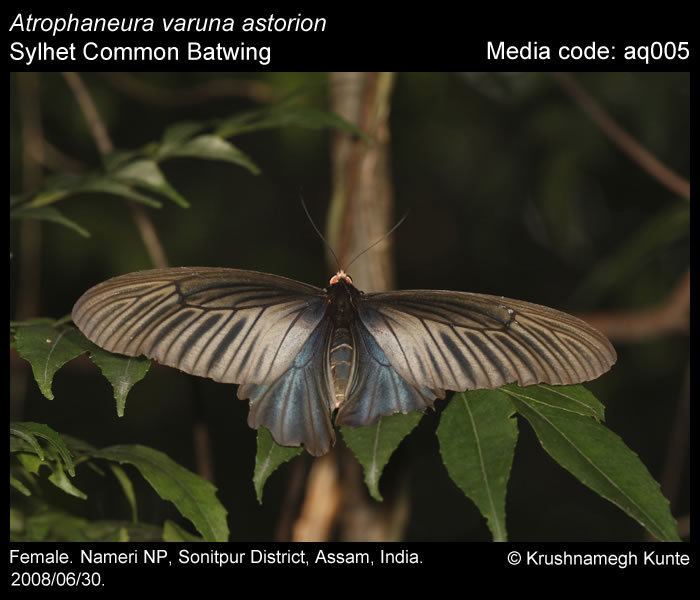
left=329, top=270, right=353, bottom=286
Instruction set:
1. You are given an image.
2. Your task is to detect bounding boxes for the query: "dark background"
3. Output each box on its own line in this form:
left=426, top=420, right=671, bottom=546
left=9, top=71, right=690, bottom=541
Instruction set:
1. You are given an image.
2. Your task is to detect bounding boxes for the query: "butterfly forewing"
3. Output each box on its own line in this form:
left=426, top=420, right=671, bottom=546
left=358, top=290, right=617, bottom=392
left=71, top=267, right=328, bottom=386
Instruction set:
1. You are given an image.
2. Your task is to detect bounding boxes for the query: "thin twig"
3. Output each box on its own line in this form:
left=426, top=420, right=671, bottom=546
left=61, top=72, right=168, bottom=269
left=31, top=140, right=85, bottom=174
left=192, top=422, right=215, bottom=482
left=577, top=271, right=690, bottom=342
left=129, top=204, right=169, bottom=269
left=99, top=72, right=275, bottom=106
left=551, top=73, right=690, bottom=200
left=62, top=72, right=216, bottom=483
left=62, top=72, right=114, bottom=156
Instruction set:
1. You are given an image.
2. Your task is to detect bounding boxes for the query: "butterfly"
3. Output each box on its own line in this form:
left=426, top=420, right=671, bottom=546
left=71, top=265, right=616, bottom=456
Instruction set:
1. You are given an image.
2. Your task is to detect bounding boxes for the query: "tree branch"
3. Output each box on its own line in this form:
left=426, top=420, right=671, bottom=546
left=31, top=139, right=85, bottom=174
left=287, top=72, right=403, bottom=542
left=577, top=271, right=689, bottom=342
left=62, top=72, right=114, bottom=156
left=551, top=73, right=690, bottom=201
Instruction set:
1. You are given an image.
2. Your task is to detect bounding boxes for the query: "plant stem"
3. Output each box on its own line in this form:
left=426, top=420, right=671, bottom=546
left=551, top=73, right=690, bottom=200
left=62, top=72, right=215, bottom=483
left=61, top=71, right=169, bottom=269
left=288, top=72, right=409, bottom=542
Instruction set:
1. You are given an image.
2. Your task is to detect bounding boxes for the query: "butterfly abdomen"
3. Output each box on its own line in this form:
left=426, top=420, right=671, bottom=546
left=329, top=327, right=354, bottom=409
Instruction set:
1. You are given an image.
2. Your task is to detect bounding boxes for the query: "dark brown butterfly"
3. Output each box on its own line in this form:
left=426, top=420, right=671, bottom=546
left=72, top=265, right=616, bottom=456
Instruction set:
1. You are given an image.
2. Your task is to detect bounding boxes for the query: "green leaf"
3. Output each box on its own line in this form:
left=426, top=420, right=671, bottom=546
left=78, top=177, right=164, bottom=208
left=26, top=189, right=71, bottom=207
left=13, top=325, right=89, bottom=400
left=342, top=412, right=422, bottom=501
left=10, top=205, right=90, bottom=237
left=160, top=134, right=260, bottom=175
left=11, top=506, right=163, bottom=542
left=502, top=384, right=605, bottom=421
left=437, top=390, right=518, bottom=541
left=85, top=344, right=150, bottom=417
left=10, top=422, right=75, bottom=475
left=162, top=520, right=203, bottom=542
left=511, top=396, right=680, bottom=541
left=26, top=175, right=163, bottom=209
left=93, top=445, right=229, bottom=542
left=162, top=121, right=209, bottom=145
left=12, top=321, right=151, bottom=414
left=11, top=463, right=37, bottom=490
left=16, top=453, right=43, bottom=475
left=10, top=317, right=56, bottom=330
left=10, top=475, right=32, bottom=496
left=10, top=429, right=44, bottom=460
left=253, top=428, right=303, bottom=504
left=47, top=462, right=87, bottom=500
left=9, top=436, right=33, bottom=454
left=103, top=149, right=144, bottom=172
left=61, top=434, right=98, bottom=459
left=112, top=159, right=190, bottom=208
left=217, top=105, right=367, bottom=139
left=109, top=465, right=138, bottom=522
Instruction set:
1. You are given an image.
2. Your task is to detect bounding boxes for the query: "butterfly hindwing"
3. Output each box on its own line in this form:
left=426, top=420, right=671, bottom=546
left=240, top=320, right=335, bottom=456
left=358, top=290, right=617, bottom=392
left=335, top=321, right=442, bottom=427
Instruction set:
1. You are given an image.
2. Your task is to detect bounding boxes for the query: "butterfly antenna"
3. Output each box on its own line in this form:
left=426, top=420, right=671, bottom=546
left=345, top=212, right=409, bottom=271
left=300, top=195, right=342, bottom=272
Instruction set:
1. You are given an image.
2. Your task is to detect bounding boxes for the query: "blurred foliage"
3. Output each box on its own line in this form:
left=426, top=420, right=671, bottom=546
left=10, top=423, right=216, bottom=541
left=9, top=72, right=689, bottom=541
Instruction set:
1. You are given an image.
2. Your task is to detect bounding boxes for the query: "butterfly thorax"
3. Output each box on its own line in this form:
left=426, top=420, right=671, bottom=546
left=325, top=278, right=361, bottom=328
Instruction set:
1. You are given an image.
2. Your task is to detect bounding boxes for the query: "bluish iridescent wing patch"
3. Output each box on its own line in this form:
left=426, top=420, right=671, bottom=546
left=239, top=321, right=334, bottom=456
left=335, top=321, right=443, bottom=427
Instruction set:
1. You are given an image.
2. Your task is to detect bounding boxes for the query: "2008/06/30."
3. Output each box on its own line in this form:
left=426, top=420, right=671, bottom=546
left=10, top=571, right=103, bottom=588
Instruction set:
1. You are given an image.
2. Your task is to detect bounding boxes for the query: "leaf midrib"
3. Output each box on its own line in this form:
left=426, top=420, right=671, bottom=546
left=505, top=388, right=594, bottom=418
left=462, top=395, right=504, bottom=541
left=537, top=384, right=603, bottom=419
left=519, top=401, right=668, bottom=539
left=98, top=446, right=223, bottom=541
left=42, top=329, right=68, bottom=391
left=368, top=418, right=383, bottom=489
